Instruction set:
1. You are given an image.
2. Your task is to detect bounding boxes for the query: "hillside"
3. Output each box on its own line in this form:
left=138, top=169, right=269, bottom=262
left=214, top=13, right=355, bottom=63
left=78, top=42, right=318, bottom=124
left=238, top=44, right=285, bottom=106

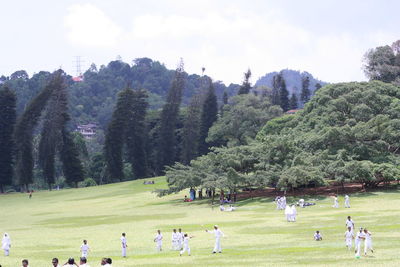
left=0, top=177, right=400, bottom=266
left=255, top=69, right=327, bottom=107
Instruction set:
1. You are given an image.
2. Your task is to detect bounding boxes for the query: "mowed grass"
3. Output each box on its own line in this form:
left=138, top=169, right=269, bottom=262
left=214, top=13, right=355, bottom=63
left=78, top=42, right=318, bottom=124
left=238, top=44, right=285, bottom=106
left=1, top=177, right=400, bottom=267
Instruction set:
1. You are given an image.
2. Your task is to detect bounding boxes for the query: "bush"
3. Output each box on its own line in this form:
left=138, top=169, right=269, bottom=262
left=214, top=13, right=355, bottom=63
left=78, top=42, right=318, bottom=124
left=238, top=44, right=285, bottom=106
left=79, top=178, right=98, bottom=188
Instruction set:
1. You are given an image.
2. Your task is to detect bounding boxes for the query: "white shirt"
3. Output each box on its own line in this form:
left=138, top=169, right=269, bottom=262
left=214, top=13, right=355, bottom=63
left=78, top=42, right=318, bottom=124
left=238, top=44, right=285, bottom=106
left=172, top=232, right=179, bottom=241
left=364, top=231, right=372, bottom=241
left=79, top=264, right=90, bottom=267
left=155, top=233, right=163, bottom=242
left=346, top=219, right=354, bottom=228
left=314, top=233, right=322, bottom=240
left=356, top=231, right=365, bottom=241
left=81, top=244, right=90, bottom=252
left=183, top=236, right=190, bottom=246
left=121, top=236, right=127, bottom=247
left=209, top=229, right=224, bottom=239
left=2, top=235, right=11, bottom=249
left=345, top=195, right=349, bottom=201
left=345, top=231, right=353, bottom=239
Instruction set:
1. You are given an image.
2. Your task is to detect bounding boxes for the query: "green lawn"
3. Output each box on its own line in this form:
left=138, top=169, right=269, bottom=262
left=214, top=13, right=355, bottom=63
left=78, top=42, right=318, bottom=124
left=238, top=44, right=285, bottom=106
left=1, top=177, right=400, bottom=267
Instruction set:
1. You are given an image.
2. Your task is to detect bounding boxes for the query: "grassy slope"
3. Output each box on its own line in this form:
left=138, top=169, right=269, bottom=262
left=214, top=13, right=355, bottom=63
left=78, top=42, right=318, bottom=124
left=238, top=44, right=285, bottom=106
left=0, top=177, right=399, bottom=267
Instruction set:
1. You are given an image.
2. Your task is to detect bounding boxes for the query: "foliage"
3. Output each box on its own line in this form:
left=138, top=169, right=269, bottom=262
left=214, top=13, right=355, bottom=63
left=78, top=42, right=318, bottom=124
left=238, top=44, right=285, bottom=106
left=181, top=95, right=202, bottom=164
left=237, top=69, right=252, bottom=95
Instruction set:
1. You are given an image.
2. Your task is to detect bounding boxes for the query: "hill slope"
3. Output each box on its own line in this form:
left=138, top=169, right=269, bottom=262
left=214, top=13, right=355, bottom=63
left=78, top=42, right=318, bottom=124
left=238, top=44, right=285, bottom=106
left=0, top=177, right=400, bottom=266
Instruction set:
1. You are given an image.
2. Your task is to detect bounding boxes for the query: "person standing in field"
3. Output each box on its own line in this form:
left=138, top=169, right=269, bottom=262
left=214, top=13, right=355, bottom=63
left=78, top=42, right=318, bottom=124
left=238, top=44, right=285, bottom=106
left=2, top=233, right=11, bottom=256
left=52, top=258, right=61, bottom=267
left=79, top=257, right=89, bottom=267
left=180, top=233, right=193, bottom=256
left=206, top=225, right=224, bottom=253
left=171, top=229, right=180, bottom=250
left=80, top=240, right=90, bottom=258
left=332, top=195, right=339, bottom=208
left=345, top=226, right=354, bottom=250
left=355, top=228, right=365, bottom=258
left=314, top=231, right=322, bottom=241
left=344, top=195, right=350, bottom=208
left=121, top=233, right=127, bottom=257
left=290, top=205, right=297, bottom=222
left=363, top=228, right=373, bottom=255
left=178, top=228, right=184, bottom=250
left=346, top=216, right=355, bottom=233
left=284, top=205, right=292, bottom=222
left=154, top=230, right=163, bottom=252
left=21, top=259, right=29, bottom=267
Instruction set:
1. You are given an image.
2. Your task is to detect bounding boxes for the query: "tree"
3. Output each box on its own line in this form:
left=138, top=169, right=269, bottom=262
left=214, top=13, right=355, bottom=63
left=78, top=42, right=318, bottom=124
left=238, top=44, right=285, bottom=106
left=301, top=76, right=311, bottom=104
left=271, top=75, right=280, bottom=106
left=125, top=89, right=149, bottom=179
left=181, top=95, right=202, bottom=164
left=315, top=83, right=322, bottom=91
left=238, top=69, right=252, bottom=95
left=0, top=87, right=16, bottom=192
left=223, top=91, right=228, bottom=105
left=289, top=93, right=298, bottom=110
left=60, top=129, right=85, bottom=187
left=156, top=61, right=185, bottom=173
left=278, top=75, right=289, bottom=112
left=198, top=81, right=218, bottom=155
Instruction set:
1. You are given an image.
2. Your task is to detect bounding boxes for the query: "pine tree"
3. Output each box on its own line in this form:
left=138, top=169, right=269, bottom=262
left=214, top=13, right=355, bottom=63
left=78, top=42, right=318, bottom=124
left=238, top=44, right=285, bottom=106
left=301, top=76, right=311, bottom=104
left=0, top=86, right=16, bottom=193
left=181, top=95, right=202, bottom=164
left=104, top=88, right=134, bottom=181
left=289, top=93, right=298, bottom=110
left=238, top=69, right=252, bottom=95
left=198, top=81, right=218, bottom=155
left=271, top=75, right=280, bottom=106
left=223, top=91, right=228, bottom=105
left=279, top=74, right=290, bottom=112
left=14, top=73, right=57, bottom=191
left=125, top=89, right=149, bottom=179
left=156, top=61, right=185, bottom=173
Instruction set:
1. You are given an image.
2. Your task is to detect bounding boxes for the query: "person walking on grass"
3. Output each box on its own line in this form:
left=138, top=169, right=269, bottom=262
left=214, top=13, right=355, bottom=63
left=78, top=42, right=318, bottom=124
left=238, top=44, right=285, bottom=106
left=333, top=195, right=339, bottom=208
left=314, top=231, right=322, bottom=241
left=355, top=228, right=365, bottom=258
left=121, top=233, right=127, bottom=257
left=179, top=233, right=194, bottom=256
left=154, top=230, right=163, bottom=252
left=80, top=240, right=90, bottom=258
left=363, top=228, right=374, bottom=255
left=206, top=225, right=224, bottom=254
left=52, top=258, right=61, bottom=267
left=172, top=229, right=180, bottom=250
left=21, top=259, right=29, bottom=267
left=344, top=195, right=350, bottom=208
left=2, top=233, right=11, bottom=256
left=178, top=228, right=184, bottom=250
left=346, top=216, right=355, bottom=233
left=345, top=226, right=354, bottom=250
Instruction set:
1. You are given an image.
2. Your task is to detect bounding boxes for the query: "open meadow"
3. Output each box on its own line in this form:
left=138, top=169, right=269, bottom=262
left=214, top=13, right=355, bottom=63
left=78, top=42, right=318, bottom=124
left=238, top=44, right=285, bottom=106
left=1, top=177, right=400, bottom=267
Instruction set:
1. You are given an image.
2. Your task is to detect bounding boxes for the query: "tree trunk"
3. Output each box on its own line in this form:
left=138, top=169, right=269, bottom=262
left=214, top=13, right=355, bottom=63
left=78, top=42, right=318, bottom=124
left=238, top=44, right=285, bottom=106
left=0, top=184, right=4, bottom=193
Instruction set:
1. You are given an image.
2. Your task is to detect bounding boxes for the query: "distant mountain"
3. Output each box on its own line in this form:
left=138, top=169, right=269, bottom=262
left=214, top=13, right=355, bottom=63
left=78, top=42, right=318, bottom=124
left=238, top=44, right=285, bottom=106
left=255, top=69, right=328, bottom=107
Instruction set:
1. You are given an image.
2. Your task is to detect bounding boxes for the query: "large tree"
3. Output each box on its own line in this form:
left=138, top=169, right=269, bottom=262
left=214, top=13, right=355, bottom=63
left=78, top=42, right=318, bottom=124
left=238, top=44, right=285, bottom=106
left=289, top=93, right=298, bottom=110
left=181, top=95, right=202, bottom=164
left=238, top=69, right=252, bottom=95
left=198, top=81, right=218, bottom=155
left=0, top=86, right=17, bottom=192
left=301, top=76, right=311, bottom=104
left=156, top=61, right=185, bottom=173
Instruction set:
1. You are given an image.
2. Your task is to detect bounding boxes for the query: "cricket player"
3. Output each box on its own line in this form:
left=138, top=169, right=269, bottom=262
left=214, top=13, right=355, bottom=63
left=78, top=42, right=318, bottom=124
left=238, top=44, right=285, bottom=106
left=346, top=216, right=355, bottom=232
left=363, top=228, right=373, bottom=255
left=121, top=233, right=127, bottom=257
left=21, top=259, right=29, bottom=267
left=52, top=258, right=61, bottom=267
left=285, top=205, right=292, bottom=222
left=344, top=195, right=350, bottom=208
left=179, top=233, right=193, bottom=256
left=345, top=226, right=354, bottom=250
left=355, top=228, right=365, bottom=257
left=178, top=228, right=184, bottom=249
left=79, top=257, right=90, bottom=267
left=2, top=233, right=10, bottom=256
left=291, top=205, right=297, bottom=222
left=206, top=225, right=224, bottom=253
left=80, top=240, right=90, bottom=258
left=333, top=195, right=339, bottom=208
left=314, top=231, right=322, bottom=241
left=154, top=230, right=163, bottom=252
left=171, top=229, right=180, bottom=250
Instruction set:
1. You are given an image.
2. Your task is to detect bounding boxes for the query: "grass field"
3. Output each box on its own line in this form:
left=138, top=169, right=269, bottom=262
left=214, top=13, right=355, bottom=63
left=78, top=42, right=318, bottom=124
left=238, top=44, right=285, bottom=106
left=1, top=177, right=400, bottom=267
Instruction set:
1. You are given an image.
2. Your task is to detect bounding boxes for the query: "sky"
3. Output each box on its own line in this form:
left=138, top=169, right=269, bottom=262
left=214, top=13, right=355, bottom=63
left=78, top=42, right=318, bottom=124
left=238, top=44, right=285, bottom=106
left=0, top=0, right=399, bottom=84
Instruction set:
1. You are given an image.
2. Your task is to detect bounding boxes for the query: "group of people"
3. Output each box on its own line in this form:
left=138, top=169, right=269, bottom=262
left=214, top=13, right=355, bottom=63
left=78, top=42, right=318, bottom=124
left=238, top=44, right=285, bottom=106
left=275, top=196, right=287, bottom=210
left=284, top=205, right=297, bottom=222
left=219, top=204, right=236, bottom=212
left=7, top=256, right=112, bottom=267
left=344, top=216, right=373, bottom=258
left=332, top=195, right=351, bottom=208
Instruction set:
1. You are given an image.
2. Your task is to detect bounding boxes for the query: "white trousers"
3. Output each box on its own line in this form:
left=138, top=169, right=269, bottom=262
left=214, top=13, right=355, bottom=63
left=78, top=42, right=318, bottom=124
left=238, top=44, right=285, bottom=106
left=345, top=200, right=350, bottom=208
left=82, top=251, right=88, bottom=258
left=172, top=240, right=180, bottom=250
left=180, top=244, right=190, bottom=255
left=156, top=241, right=162, bottom=251
left=364, top=240, right=373, bottom=254
left=355, top=241, right=361, bottom=256
left=346, top=238, right=352, bottom=249
left=213, top=238, right=222, bottom=252
left=4, top=249, right=9, bottom=256
left=122, top=247, right=126, bottom=257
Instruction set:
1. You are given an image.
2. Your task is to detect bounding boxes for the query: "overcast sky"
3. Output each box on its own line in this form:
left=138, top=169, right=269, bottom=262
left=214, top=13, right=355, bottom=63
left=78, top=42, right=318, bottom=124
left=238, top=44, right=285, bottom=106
left=0, top=0, right=398, bottom=84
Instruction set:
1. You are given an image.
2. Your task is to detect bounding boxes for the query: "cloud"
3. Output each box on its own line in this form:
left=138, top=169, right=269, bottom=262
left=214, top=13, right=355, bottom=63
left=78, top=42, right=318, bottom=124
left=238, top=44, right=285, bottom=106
left=64, top=4, right=123, bottom=47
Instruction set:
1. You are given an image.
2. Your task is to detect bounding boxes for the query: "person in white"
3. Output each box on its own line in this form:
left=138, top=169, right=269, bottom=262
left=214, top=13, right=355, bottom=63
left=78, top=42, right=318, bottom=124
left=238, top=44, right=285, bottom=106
left=332, top=195, right=339, bottom=208
left=281, top=196, right=287, bottom=210
left=63, top=258, right=77, bottom=267
left=79, top=257, right=90, bottom=267
left=344, top=195, right=350, bottom=208
left=179, top=233, right=193, bottom=256
left=355, top=228, right=365, bottom=257
left=178, top=228, right=184, bottom=250
left=275, top=196, right=281, bottom=210
left=80, top=240, right=90, bottom=258
left=314, top=231, right=322, bottom=241
left=171, top=229, right=180, bottom=250
left=346, top=216, right=355, bottom=233
left=2, top=233, right=11, bottom=256
left=363, top=228, right=373, bottom=255
left=154, top=230, right=163, bottom=252
left=298, top=199, right=305, bottom=208
left=121, top=233, right=127, bottom=257
left=290, top=205, right=297, bottom=222
left=21, top=259, right=29, bottom=267
left=206, top=225, right=224, bottom=253
left=284, top=205, right=292, bottom=222
left=219, top=205, right=225, bottom=211
left=345, top=226, right=354, bottom=250
left=52, top=258, right=61, bottom=267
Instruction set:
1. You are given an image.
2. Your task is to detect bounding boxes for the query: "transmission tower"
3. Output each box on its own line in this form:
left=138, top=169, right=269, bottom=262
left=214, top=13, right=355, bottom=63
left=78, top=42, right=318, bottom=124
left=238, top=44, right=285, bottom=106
left=73, top=56, right=85, bottom=77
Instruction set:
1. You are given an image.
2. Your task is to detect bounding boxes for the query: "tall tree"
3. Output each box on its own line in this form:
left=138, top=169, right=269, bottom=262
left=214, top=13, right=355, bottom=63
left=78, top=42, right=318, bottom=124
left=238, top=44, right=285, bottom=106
left=289, top=93, right=298, bottom=110
left=14, top=74, right=57, bottom=191
left=104, top=88, right=135, bottom=181
left=271, top=75, right=281, bottom=106
left=181, top=95, right=202, bottom=164
left=125, top=89, right=149, bottom=179
left=315, top=83, right=322, bottom=91
left=238, top=69, right=252, bottom=95
left=0, top=87, right=17, bottom=192
left=60, top=129, right=85, bottom=187
left=301, top=76, right=311, bottom=104
left=278, top=74, right=289, bottom=112
left=156, top=61, right=185, bottom=173
left=198, top=81, right=218, bottom=155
